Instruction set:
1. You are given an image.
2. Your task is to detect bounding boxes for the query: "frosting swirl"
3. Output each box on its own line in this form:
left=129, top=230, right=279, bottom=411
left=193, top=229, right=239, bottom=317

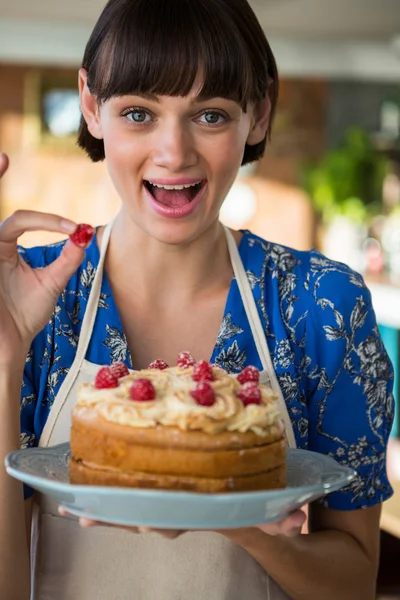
left=76, top=365, right=283, bottom=437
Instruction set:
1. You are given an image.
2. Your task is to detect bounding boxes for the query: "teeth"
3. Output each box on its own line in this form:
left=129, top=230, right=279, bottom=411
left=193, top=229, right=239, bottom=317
left=147, top=181, right=202, bottom=191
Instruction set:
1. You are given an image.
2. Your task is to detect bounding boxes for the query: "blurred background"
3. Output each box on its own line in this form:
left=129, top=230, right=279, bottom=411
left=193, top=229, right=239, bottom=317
left=0, top=0, right=399, bottom=596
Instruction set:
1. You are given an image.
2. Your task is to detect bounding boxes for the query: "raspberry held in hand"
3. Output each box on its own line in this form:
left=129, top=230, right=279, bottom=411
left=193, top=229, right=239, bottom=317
left=130, top=379, right=156, bottom=401
left=110, top=362, right=130, bottom=379
left=148, top=359, right=169, bottom=370
left=238, top=382, right=262, bottom=406
left=94, top=366, right=119, bottom=389
left=192, top=360, right=214, bottom=382
left=191, top=381, right=216, bottom=406
left=69, top=223, right=95, bottom=248
left=177, top=351, right=196, bottom=368
left=237, top=366, right=260, bottom=385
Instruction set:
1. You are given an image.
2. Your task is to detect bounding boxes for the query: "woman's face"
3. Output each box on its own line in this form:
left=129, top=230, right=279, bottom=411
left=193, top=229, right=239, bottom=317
left=84, top=76, right=266, bottom=245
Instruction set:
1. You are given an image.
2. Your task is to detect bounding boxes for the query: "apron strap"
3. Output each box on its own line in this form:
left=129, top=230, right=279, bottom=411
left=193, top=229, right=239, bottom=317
left=71, top=222, right=113, bottom=368
left=223, top=227, right=297, bottom=449
left=39, top=222, right=113, bottom=447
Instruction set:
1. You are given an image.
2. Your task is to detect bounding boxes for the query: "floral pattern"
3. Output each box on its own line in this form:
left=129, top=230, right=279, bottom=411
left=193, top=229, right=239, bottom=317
left=214, top=340, right=247, bottom=372
left=215, top=313, right=243, bottom=348
left=103, top=325, right=130, bottom=363
left=19, top=230, right=394, bottom=508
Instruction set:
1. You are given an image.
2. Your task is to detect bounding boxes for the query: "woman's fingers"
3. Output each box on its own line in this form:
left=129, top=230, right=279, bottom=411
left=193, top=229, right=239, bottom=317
left=138, top=528, right=184, bottom=539
left=0, top=211, right=93, bottom=307
left=79, top=518, right=137, bottom=531
left=40, top=240, right=87, bottom=296
left=0, top=211, right=89, bottom=297
left=78, top=519, right=183, bottom=538
left=256, top=509, right=306, bottom=537
left=0, top=210, right=77, bottom=244
left=59, top=503, right=305, bottom=540
left=0, top=152, right=9, bottom=177
left=58, top=508, right=184, bottom=539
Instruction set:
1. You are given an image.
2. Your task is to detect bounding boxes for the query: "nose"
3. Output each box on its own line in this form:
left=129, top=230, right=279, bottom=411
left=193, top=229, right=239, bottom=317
left=152, top=120, right=198, bottom=172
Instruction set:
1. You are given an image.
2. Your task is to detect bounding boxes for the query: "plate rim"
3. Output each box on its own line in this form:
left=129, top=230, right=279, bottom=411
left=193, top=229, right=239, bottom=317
left=5, top=443, right=356, bottom=502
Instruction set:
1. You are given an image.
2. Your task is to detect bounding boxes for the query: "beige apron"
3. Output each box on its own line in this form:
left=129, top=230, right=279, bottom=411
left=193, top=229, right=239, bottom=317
left=31, top=223, right=297, bottom=600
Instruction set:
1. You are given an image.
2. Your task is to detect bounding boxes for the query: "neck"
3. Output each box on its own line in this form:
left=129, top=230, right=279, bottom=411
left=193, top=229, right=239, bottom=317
left=103, top=212, right=234, bottom=301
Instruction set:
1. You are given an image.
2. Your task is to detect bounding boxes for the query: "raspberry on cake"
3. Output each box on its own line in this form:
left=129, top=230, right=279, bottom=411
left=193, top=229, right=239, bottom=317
left=70, top=362, right=286, bottom=493
left=110, top=362, right=130, bottom=379
left=177, top=351, right=196, bottom=368
left=238, top=365, right=260, bottom=385
left=148, top=359, right=169, bottom=370
left=191, top=381, right=216, bottom=407
left=130, top=378, right=156, bottom=402
left=192, top=360, right=214, bottom=382
left=237, top=382, right=262, bottom=406
left=94, top=366, right=119, bottom=389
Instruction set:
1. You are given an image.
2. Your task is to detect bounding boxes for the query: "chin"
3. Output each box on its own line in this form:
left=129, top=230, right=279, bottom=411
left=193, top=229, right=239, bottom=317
left=144, top=219, right=209, bottom=246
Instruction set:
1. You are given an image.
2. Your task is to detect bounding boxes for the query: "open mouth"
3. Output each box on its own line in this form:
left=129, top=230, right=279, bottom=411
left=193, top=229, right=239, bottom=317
left=143, top=180, right=205, bottom=208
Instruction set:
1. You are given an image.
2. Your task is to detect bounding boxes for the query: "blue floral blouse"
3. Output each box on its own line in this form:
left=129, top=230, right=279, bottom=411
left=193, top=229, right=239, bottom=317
left=19, top=229, right=394, bottom=508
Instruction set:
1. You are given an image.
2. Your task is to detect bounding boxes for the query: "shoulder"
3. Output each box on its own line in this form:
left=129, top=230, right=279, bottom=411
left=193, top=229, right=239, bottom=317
left=305, top=249, right=372, bottom=341
left=241, top=231, right=375, bottom=353
left=307, top=248, right=367, bottom=296
left=240, top=229, right=306, bottom=278
left=242, top=229, right=369, bottom=302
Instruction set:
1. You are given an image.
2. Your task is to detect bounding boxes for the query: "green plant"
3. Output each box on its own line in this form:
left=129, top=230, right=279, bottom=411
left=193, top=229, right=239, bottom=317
left=302, top=127, right=388, bottom=224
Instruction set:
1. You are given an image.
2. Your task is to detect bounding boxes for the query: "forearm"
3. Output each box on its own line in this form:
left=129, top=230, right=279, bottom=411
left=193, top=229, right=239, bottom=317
left=0, top=369, right=30, bottom=600
left=225, top=527, right=376, bottom=600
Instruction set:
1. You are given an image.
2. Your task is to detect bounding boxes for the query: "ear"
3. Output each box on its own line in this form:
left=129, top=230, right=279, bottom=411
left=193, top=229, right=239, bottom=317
left=246, top=92, right=272, bottom=146
left=79, top=69, right=103, bottom=140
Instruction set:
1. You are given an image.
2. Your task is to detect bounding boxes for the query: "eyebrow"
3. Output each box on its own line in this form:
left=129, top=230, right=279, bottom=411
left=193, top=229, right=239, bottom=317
left=124, top=92, right=233, bottom=105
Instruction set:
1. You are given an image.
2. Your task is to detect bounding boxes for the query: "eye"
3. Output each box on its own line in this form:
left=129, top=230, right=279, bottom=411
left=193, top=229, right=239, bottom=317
left=122, top=108, right=153, bottom=124
left=198, top=111, right=227, bottom=126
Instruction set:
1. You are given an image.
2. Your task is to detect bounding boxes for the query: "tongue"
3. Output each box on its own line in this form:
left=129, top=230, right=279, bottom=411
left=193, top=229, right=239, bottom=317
left=151, top=186, right=193, bottom=208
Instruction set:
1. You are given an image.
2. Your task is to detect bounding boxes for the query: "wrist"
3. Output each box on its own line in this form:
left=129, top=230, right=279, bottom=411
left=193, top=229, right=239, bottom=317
left=0, top=367, right=25, bottom=449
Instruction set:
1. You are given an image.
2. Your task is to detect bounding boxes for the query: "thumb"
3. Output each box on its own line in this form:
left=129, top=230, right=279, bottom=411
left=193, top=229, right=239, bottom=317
left=41, top=239, right=88, bottom=296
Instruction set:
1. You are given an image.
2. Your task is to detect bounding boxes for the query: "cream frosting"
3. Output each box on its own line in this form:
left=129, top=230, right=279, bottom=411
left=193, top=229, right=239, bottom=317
left=76, top=366, right=283, bottom=437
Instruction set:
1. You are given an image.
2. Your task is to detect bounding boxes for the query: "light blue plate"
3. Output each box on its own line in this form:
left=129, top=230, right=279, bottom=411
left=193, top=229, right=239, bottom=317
left=5, top=443, right=355, bottom=529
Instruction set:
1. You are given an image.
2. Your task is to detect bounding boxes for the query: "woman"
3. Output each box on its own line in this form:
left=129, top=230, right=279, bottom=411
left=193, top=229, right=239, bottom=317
left=0, top=0, right=393, bottom=599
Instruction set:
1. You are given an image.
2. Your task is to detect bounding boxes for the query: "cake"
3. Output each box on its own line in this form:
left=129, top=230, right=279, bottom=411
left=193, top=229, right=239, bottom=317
left=70, top=353, right=286, bottom=493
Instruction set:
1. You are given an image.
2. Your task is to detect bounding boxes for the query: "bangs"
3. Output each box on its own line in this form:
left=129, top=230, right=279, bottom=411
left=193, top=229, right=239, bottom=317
left=79, top=0, right=278, bottom=164
left=84, top=0, right=267, bottom=109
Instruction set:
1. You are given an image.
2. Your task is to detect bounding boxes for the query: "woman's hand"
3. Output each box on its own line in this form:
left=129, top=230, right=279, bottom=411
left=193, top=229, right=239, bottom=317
left=58, top=507, right=306, bottom=540
left=58, top=507, right=184, bottom=538
left=221, top=509, right=307, bottom=540
left=0, top=152, right=89, bottom=369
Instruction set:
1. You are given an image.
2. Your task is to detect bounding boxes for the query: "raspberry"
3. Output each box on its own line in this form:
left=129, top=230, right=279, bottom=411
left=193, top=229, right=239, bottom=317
left=191, top=381, right=215, bottom=406
left=177, top=351, right=196, bottom=369
left=237, top=366, right=260, bottom=385
left=130, top=378, right=156, bottom=401
left=94, top=366, right=119, bottom=389
left=192, top=360, right=214, bottom=382
left=110, top=362, right=130, bottom=379
left=237, top=382, right=262, bottom=406
left=148, top=359, right=169, bottom=370
left=69, top=223, right=95, bottom=248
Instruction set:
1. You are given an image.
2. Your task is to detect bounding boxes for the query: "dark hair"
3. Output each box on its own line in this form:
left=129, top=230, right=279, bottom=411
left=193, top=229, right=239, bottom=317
left=78, top=0, right=279, bottom=165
